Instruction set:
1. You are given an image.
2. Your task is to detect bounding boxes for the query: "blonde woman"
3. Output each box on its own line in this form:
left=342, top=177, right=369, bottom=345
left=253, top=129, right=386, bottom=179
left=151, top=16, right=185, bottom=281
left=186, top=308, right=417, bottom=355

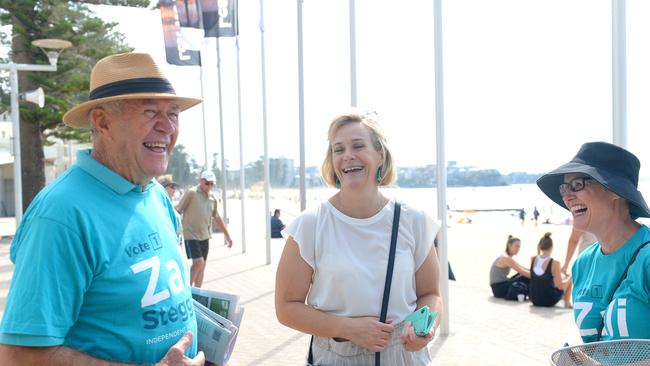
left=275, top=113, right=442, bottom=365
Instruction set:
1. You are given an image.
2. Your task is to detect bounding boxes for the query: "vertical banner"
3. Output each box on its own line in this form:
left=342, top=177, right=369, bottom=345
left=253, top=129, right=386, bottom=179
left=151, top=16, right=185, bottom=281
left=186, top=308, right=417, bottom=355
left=200, top=0, right=239, bottom=37
left=160, top=0, right=203, bottom=66
left=176, top=0, right=202, bottom=28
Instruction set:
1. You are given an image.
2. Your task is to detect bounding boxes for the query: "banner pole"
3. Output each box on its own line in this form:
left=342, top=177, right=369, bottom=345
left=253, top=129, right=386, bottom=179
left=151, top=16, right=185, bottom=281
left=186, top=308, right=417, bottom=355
left=235, top=35, right=247, bottom=253
left=199, top=57, right=209, bottom=170
left=297, top=0, right=306, bottom=212
left=434, top=0, right=450, bottom=336
left=216, top=36, right=228, bottom=227
left=349, top=0, right=357, bottom=107
left=260, top=0, right=272, bottom=264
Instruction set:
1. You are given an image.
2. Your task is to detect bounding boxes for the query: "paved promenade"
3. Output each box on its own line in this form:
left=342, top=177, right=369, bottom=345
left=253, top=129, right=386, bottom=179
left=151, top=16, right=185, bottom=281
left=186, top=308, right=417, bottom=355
left=0, top=214, right=581, bottom=365
left=201, top=237, right=580, bottom=366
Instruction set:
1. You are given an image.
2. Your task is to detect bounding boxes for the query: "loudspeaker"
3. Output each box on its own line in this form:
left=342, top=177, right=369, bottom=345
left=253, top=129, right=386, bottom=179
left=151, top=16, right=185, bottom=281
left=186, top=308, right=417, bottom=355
left=19, top=87, right=45, bottom=108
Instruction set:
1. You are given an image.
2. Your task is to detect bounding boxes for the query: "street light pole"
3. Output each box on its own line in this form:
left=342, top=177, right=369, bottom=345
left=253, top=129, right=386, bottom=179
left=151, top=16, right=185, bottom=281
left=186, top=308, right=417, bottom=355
left=9, top=68, right=21, bottom=224
left=0, top=39, right=71, bottom=225
left=4, top=63, right=56, bottom=224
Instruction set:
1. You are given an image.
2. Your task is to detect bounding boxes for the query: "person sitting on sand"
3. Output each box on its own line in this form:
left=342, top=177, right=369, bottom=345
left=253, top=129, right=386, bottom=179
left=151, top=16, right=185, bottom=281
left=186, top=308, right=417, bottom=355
left=489, top=235, right=530, bottom=298
left=529, top=232, right=572, bottom=308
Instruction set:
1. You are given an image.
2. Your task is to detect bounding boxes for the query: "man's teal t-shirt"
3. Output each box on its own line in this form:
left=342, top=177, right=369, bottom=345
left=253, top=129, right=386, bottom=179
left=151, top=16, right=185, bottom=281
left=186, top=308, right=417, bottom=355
left=572, top=225, right=650, bottom=343
left=0, top=150, right=197, bottom=363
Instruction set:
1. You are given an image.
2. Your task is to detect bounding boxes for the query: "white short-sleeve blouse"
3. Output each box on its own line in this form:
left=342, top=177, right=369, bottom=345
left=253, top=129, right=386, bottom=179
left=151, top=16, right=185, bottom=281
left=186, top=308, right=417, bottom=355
left=284, top=198, right=439, bottom=322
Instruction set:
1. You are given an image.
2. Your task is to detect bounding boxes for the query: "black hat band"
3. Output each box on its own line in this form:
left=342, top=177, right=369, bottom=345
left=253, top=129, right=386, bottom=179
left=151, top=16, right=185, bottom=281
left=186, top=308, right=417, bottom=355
left=89, top=77, right=176, bottom=100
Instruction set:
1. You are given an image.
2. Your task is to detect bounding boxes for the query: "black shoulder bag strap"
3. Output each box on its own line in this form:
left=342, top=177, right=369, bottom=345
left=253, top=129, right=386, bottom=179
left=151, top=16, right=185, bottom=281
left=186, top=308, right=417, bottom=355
left=375, top=201, right=401, bottom=366
left=595, top=240, right=650, bottom=341
left=307, top=202, right=401, bottom=366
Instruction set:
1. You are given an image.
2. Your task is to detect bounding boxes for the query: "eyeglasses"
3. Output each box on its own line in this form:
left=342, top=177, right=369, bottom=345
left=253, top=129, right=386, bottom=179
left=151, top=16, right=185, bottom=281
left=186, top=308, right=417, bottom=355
left=559, top=177, right=592, bottom=196
left=204, top=181, right=215, bottom=186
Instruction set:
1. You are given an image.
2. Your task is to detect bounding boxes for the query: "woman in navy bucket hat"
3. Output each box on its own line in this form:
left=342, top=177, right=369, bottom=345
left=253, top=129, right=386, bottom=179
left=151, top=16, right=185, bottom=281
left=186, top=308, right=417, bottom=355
left=537, top=141, right=650, bottom=343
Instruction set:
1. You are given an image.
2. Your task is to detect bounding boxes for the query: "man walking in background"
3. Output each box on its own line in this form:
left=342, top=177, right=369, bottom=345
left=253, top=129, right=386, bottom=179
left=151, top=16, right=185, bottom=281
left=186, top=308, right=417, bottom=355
left=176, top=170, right=233, bottom=288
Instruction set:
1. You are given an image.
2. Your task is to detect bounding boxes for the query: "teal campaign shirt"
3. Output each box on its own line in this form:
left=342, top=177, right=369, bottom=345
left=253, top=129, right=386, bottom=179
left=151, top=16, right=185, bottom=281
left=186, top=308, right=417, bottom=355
left=0, top=149, right=197, bottom=363
left=572, top=225, right=650, bottom=343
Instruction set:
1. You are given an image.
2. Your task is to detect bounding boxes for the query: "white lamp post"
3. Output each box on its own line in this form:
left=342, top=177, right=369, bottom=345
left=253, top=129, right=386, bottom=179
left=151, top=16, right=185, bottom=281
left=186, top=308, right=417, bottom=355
left=0, top=38, right=71, bottom=225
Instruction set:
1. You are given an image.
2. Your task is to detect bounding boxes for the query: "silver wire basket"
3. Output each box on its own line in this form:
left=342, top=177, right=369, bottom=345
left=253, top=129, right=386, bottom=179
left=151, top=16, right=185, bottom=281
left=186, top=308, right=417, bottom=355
left=549, top=339, right=650, bottom=366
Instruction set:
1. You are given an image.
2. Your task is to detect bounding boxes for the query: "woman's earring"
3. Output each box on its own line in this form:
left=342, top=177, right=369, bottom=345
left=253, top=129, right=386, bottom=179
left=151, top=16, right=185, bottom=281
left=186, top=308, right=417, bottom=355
left=376, top=167, right=383, bottom=183
left=335, top=177, right=341, bottom=188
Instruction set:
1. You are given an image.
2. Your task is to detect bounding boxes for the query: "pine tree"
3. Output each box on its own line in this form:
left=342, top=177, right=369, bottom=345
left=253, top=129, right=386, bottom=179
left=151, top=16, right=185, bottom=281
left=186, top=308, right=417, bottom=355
left=0, top=0, right=149, bottom=211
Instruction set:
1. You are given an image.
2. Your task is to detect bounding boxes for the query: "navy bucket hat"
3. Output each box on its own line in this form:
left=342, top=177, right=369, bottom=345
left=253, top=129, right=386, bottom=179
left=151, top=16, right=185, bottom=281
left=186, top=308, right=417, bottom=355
left=536, top=141, right=650, bottom=219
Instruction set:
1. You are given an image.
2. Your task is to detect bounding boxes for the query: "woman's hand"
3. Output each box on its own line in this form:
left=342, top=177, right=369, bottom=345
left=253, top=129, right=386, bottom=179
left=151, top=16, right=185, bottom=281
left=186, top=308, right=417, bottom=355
left=399, top=321, right=435, bottom=352
left=344, top=317, right=394, bottom=352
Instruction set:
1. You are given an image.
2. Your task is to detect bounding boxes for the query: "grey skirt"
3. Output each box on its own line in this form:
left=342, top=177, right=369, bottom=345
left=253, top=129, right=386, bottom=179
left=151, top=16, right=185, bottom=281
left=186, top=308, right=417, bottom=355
left=308, top=328, right=433, bottom=366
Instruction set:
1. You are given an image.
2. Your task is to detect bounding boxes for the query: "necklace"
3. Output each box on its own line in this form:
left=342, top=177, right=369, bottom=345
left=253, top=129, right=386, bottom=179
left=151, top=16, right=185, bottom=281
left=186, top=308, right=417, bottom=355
left=337, top=192, right=386, bottom=218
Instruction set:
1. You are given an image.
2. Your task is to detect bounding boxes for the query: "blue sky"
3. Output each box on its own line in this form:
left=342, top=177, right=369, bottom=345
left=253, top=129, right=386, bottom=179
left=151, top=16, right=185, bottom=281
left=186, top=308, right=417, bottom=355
left=93, top=0, right=650, bottom=177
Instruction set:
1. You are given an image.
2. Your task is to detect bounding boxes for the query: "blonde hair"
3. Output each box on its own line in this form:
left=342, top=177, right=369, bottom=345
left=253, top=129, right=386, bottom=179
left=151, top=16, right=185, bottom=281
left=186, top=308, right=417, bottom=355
left=320, top=113, right=395, bottom=187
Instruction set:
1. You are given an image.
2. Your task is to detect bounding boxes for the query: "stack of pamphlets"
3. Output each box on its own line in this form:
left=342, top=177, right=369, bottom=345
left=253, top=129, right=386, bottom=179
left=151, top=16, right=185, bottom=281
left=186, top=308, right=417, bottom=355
left=192, top=287, right=245, bottom=365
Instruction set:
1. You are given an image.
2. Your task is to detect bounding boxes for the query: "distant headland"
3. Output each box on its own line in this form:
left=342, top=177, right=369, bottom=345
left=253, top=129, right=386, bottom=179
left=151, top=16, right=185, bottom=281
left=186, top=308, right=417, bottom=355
left=396, top=162, right=542, bottom=188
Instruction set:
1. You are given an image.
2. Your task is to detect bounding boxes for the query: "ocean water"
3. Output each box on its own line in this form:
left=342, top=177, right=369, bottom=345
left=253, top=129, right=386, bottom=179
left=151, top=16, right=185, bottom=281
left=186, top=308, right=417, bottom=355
left=301, top=184, right=565, bottom=225
left=295, top=180, right=650, bottom=226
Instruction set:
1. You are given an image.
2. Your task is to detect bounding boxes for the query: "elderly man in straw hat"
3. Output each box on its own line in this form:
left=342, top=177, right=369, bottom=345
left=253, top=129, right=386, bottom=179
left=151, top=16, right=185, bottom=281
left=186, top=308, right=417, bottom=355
left=0, top=53, right=205, bottom=365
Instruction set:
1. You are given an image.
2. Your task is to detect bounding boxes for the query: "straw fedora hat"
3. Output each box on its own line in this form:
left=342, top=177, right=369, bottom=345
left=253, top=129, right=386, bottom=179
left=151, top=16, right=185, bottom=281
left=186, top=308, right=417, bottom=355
left=63, top=52, right=202, bottom=128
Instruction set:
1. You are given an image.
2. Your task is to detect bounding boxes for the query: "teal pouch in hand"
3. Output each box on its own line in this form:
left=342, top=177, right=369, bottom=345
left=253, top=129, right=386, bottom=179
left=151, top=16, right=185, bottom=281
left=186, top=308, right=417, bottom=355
left=402, top=306, right=437, bottom=336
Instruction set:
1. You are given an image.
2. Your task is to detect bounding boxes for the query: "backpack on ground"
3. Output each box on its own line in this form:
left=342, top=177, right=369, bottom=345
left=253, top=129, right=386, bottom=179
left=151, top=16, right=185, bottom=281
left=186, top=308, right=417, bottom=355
left=504, top=280, right=529, bottom=301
